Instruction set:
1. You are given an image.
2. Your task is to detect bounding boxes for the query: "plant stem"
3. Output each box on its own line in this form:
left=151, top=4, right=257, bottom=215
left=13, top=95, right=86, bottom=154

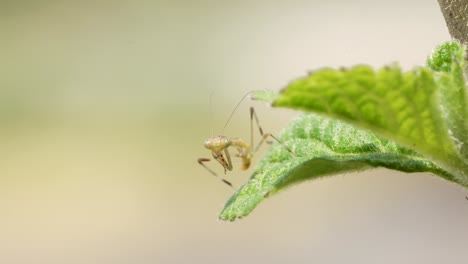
left=437, top=0, right=468, bottom=75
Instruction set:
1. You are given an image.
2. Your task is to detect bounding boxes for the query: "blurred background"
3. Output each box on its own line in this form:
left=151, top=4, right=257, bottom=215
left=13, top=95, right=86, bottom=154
left=1, top=0, right=468, bottom=263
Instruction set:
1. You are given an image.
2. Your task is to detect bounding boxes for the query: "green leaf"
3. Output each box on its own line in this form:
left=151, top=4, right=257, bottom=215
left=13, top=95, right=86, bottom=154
left=273, top=59, right=467, bottom=181
left=219, top=114, right=456, bottom=221
left=219, top=41, right=468, bottom=221
left=427, top=41, right=468, bottom=162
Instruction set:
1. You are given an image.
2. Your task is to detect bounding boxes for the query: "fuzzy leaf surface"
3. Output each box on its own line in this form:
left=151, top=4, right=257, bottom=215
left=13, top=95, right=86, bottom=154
left=219, top=114, right=454, bottom=221
left=274, top=59, right=466, bottom=180
left=427, top=41, right=468, bottom=162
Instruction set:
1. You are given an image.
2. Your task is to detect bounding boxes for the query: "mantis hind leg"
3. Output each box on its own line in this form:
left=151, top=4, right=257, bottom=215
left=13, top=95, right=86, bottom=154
left=250, top=106, right=272, bottom=146
left=249, top=107, right=294, bottom=156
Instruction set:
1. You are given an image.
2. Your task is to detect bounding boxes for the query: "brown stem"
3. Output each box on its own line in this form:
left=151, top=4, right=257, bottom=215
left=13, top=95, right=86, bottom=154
left=437, top=0, right=468, bottom=75
left=437, top=0, right=468, bottom=44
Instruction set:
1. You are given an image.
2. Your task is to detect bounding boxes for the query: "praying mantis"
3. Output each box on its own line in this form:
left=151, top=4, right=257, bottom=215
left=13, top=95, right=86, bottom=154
left=198, top=92, right=293, bottom=187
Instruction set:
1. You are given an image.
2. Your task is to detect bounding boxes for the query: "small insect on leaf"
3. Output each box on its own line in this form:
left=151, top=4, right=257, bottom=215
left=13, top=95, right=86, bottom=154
left=197, top=91, right=293, bottom=187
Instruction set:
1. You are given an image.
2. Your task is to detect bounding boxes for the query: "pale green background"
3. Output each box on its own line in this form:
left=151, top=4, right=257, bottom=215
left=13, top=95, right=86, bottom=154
left=1, top=1, right=468, bottom=263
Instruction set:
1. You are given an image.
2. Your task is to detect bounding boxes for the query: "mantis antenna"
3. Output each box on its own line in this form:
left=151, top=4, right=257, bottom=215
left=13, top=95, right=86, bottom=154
left=209, top=91, right=214, bottom=136
left=221, top=90, right=255, bottom=134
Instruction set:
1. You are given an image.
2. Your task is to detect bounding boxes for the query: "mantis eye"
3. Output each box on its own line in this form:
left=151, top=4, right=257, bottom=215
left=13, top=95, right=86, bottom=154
left=204, top=140, right=211, bottom=149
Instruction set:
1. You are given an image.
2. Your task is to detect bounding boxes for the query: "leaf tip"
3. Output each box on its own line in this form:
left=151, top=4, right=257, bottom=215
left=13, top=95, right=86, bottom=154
left=251, top=90, right=279, bottom=103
